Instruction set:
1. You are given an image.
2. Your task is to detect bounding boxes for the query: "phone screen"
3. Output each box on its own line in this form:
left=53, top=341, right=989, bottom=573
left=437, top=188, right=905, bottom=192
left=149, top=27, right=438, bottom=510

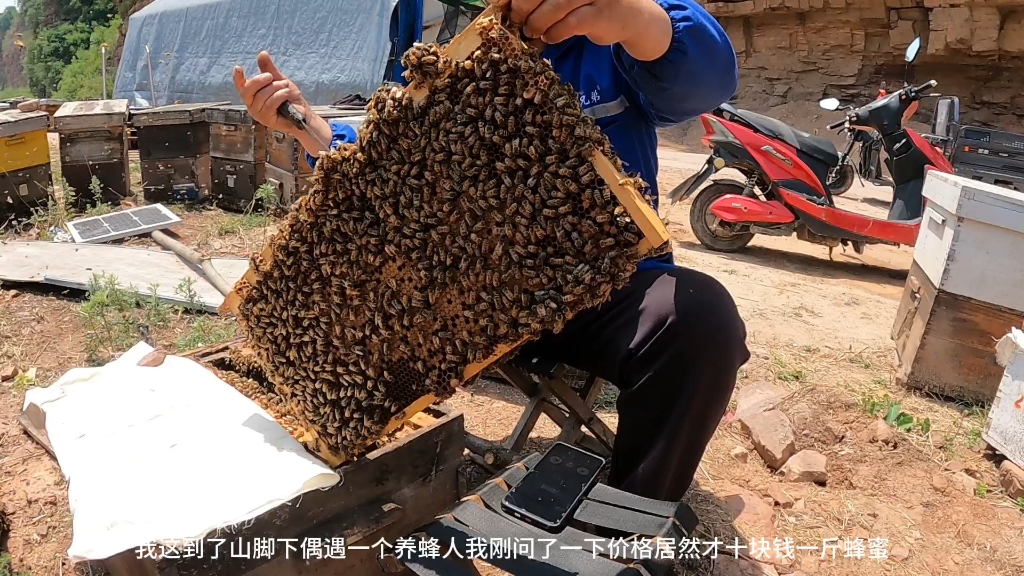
left=502, top=443, right=604, bottom=529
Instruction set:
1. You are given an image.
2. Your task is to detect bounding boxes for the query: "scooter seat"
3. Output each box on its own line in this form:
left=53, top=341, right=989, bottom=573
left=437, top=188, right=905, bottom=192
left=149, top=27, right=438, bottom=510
left=718, top=104, right=840, bottom=167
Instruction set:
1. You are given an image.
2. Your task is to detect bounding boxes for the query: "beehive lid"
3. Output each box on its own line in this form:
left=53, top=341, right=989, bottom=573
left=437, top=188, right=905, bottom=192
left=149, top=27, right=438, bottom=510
left=53, top=99, right=129, bottom=132
left=205, top=105, right=254, bottom=126
left=924, top=170, right=1024, bottom=233
left=0, top=109, right=50, bottom=138
left=132, top=102, right=230, bottom=127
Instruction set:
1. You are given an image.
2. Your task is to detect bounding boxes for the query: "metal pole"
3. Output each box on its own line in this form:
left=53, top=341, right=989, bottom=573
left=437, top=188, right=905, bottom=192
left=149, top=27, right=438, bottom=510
left=145, top=45, right=156, bottom=107
left=101, top=43, right=108, bottom=99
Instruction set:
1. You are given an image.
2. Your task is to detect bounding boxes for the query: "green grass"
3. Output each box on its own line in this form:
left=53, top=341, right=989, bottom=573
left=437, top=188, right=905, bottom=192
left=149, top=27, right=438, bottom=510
left=0, top=86, right=32, bottom=100
left=216, top=214, right=272, bottom=237
left=1017, top=497, right=1024, bottom=514
left=11, top=371, right=34, bottom=392
left=175, top=317, right=236, bottom=353
left=975, top=482, right=988, bottom=499
left=0, top=551, right=31, bottom=576
left=771, top=357, right=806, bottom=383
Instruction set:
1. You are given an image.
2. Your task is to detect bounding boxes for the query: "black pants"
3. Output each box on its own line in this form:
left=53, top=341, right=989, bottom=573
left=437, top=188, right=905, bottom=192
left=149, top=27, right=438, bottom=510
left=518, top=265, right=750, bottom=502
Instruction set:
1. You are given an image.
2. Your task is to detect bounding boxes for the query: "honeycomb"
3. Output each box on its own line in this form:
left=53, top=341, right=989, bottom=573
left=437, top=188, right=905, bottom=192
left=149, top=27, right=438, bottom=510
left=233, top=11, right=662, bottom=462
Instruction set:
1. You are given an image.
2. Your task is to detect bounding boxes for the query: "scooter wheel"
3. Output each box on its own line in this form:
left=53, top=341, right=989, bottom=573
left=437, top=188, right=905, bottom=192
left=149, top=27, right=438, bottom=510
left=689, top=181, right=755, bottom=253
left=827, top=163, right=855, bottom=196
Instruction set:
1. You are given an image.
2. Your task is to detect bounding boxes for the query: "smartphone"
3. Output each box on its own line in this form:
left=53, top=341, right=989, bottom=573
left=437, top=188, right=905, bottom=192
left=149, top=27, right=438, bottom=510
left=501, top=442, right=605, bottom=531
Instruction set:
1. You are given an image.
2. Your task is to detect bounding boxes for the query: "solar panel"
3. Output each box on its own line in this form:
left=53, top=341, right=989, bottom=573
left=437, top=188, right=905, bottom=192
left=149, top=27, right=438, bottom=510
left=67, top=204, right=181, bottom=244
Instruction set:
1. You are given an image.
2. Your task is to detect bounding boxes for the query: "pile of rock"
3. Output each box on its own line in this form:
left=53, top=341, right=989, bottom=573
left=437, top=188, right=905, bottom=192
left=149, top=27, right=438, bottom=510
left=733, top=382, right=829, bottom=484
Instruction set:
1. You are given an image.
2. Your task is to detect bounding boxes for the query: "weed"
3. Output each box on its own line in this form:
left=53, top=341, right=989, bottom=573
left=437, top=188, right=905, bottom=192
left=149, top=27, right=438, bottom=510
left=175, top=277, right=202, bottom=311
left=0, top=551, right=30, bottom=576
left=593, top=386, right=619, bottom=411
left=11, top=371, right=34, bottom=392
left=975, top=482, right=988, bottom=499
left=861, top=393, right=930, bottom=434
left=1018, top=497, right=1024, bottom=514
left=143, top=284, right=173, bottom=327
left=79, top=274, right=172, bottom=365
left=175, top=317, right=236, bottom=353
left=848, top=355, right=872, bottom=369
left=771, top=356, right=805, bottom=383
left=254, top=183, right=281, bottom=210
left=215, top=214, right=271, bottom=237
left=966, top=427, right=982, bottom=448
left=722, top=268, right=737, bottom=275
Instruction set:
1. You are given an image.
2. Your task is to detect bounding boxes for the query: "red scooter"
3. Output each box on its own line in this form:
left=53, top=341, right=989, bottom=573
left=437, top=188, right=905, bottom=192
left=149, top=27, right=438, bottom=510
left=667, top=38, right=954, bottom=254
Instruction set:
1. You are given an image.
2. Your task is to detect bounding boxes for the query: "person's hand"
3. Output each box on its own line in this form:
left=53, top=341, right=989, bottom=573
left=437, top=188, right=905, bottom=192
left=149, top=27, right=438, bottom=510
left=510, top=0, right=667, bottom=52
left=511, top=0, right=634, bottom=45
left=232, top=52, right=312, bottom=137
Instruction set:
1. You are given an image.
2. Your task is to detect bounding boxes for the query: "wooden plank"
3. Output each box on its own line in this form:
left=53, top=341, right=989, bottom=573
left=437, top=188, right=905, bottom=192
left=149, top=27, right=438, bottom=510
left=557, top=375, right=603, bottom=446
left=905, top=287, right=1023, bottom=402
left=540, top=374, right=616, bottom=452
left=132, top=102, right=229, bottom=127
left=153, top=411, right=465, bottom=576
left=941, top=217, right=1024, bottom=313
left=0, top=241, right=250, bottom=313
left=53, top=99, right=129, bottom=132
left=60, top=137, right=125, bottom=165
left=137, top=124, right=212, bottom=160
left=0, top=129, right=50, bottom=174
left=0, top=110, right=50, bottom=138
left=264, top=163, right=296, bottom=206
left=210, top=123, right=265, bottom=162
left=245, top=474, right=458, bottom=576
left=0, top=164, right=52, bottom=218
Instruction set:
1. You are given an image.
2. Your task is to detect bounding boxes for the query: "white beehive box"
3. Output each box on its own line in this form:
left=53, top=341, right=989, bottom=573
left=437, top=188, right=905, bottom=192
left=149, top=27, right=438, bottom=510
left=985, top=329, right=1024, bottom=469
left=913, top=170, right=1024, bottom=311
left=892, top=171, right=1024, bottom=402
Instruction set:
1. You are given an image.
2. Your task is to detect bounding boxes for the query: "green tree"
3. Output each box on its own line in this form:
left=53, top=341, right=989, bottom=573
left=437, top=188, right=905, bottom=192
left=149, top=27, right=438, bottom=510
left=55, top=15, right=119, bottom=100
left=24, top=20, right=91, bottom=96
left=0, top=7, right=17, bottom=36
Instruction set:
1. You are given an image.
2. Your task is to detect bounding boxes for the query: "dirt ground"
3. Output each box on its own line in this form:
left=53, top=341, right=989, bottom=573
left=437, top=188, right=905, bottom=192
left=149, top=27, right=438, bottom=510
left=1, top=140, right=1023, bottom=575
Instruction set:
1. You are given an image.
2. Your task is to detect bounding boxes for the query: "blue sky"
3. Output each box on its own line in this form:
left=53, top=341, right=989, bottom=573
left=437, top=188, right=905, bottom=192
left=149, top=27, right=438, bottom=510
left=0, top=0, right=16, bottom=11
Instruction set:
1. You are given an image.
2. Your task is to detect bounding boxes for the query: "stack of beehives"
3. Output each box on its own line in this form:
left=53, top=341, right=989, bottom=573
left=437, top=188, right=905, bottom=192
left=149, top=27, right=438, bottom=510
left=225, top=6, right=668, bottom=465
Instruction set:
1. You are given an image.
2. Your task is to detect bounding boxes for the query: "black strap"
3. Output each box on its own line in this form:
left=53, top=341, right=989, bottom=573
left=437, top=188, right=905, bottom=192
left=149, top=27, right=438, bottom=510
left=586, top=485, right=676, bottom=518
left=574, top=500, right=669, bottom=537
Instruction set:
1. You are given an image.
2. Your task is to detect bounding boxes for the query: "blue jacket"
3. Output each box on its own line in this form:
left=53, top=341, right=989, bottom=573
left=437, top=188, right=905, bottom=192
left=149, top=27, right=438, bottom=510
left=309, top=0, right=737, bottom=269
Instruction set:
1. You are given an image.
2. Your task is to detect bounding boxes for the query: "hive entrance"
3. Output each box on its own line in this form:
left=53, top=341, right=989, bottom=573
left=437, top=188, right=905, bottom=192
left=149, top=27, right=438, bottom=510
left=225, top=5, right=669, bottom=466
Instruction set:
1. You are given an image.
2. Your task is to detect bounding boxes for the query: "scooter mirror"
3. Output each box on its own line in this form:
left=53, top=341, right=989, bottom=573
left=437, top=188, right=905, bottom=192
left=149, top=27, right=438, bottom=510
left=819, top=98, right=841, bottom=111
left=905, top=37, right=921, bottom=63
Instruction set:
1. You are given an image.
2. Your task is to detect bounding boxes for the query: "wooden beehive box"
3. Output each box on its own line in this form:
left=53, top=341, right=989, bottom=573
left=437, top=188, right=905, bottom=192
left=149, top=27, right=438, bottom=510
left=206, top=105, right=268, bottom=212
left=53, top=99, right=131, bottom=206
left=893, top=170, right=1024, bottom=402
left=133, top=102, right=227, bottom=203
left=264, top=105, right=366, bottom=206
left=80, top=341, right=465, bottom=576
left=0, top=109, right=53, bottom=218
left=220, top=3, right=671, bottom=468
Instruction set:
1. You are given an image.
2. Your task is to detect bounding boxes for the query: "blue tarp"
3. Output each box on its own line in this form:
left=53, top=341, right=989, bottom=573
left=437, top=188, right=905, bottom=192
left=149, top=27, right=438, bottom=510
left=114, top=0, right=404, bottom=107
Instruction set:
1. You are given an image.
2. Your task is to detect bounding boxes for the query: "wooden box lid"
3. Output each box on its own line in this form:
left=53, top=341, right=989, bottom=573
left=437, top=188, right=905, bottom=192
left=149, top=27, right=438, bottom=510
left=132, top=102, right=230, bottom=127
left=0, top=110, right=50, bottom=138
left=923, top=170, right=1024, bottom=234
left=53, top=99, right=129, bottom=132
left=205, top=105, right=255, bottom=126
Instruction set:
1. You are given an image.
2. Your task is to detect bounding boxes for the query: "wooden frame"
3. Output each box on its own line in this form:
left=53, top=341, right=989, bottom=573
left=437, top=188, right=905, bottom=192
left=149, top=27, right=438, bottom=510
left=217, top=2, right=670, bottom=467
left=79, top=344, right=468, bottom=576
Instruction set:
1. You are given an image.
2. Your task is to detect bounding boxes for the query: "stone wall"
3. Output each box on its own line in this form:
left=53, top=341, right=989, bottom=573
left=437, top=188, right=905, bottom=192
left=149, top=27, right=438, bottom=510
left=701, top=0, right=1024, bottom=131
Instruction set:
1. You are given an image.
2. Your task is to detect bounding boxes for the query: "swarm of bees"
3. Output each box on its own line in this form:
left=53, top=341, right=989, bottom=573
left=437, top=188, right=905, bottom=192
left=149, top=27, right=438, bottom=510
left=234, top=14, right=657, bottom=461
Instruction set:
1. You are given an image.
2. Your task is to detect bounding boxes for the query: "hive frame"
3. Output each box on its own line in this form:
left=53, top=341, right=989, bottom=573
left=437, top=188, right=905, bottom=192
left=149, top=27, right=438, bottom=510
left=219, top=2, right=671, bottom=467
